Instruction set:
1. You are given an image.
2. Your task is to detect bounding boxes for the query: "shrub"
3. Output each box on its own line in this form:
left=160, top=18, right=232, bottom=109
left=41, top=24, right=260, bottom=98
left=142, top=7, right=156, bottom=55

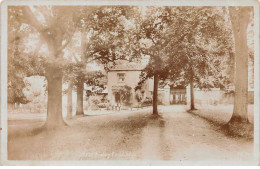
left=142, top=97, right=153, bottom=106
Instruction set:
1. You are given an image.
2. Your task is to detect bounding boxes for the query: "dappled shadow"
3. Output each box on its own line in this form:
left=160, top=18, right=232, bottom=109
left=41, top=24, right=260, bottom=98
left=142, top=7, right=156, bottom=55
left=98, top=113, right=152, bottom=132
left=8, top=120, right=70, bottom=140
left=220, top=121, right=254, bottom=140
left=187, top=109, right=254, bottom=141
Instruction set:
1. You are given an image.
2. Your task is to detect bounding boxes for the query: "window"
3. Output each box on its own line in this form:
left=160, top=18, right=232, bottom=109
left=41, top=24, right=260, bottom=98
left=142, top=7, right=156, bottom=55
left=117, top=73, right=125, bottom=82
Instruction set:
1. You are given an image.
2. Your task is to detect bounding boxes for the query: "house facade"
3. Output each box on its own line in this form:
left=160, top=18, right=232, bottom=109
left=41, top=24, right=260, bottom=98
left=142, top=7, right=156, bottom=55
left=107, top=64, right=154, bottom=107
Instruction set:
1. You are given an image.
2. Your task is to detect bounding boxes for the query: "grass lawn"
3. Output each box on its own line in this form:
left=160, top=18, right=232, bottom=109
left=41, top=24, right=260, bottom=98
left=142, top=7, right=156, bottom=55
left=188, top=104, right=254, bottom=124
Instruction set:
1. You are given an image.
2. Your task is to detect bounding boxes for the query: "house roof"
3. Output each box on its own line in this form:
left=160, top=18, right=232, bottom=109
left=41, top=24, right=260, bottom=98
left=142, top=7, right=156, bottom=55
left=108, top=62, right=146, bottom=71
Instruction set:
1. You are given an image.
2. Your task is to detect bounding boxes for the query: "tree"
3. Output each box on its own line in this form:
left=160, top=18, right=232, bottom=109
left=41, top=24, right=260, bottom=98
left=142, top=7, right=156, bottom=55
left=8, top=6, right=84, bottom=128
left=139, top=7, right=232, bottom=114
left=138, top=7, right=177, bottom=115
left=72, top=6, right=139, bottom=115
left=75, top=6, right=140, bottom=114
left=8, top=37, right=30, bottom=108
left=165, top=7, right=232, bottom=110
left=8, top=7, right=45, bottom=108
left=228, top=6, right=253, bottom=123
left=66, top=82, right=73, bottom=119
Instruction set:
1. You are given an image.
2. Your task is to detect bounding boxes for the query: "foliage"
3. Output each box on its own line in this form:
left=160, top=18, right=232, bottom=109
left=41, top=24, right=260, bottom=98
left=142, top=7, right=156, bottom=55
left=8, top=8, right=45, bottom=104
left=64, top=62, right=107, bottom=89
left=138, top=7, right=233, bottom=89
left=166, top=7, right=233, bottom=89
left=86, top=6, right=141, bottom=65
left=142, top=97, right=153, bottom=107
left=112, top=85, right=132, bottom=106
left=138, top=7, right=178, bottom=81
left=92, top=98, right=101, bottom=106
left=135, top=90, right=144, bottom=103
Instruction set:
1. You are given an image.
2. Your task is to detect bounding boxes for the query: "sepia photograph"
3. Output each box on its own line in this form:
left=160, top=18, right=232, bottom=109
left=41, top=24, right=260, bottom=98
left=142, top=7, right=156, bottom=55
left=0, top=0, right=259, bottom=166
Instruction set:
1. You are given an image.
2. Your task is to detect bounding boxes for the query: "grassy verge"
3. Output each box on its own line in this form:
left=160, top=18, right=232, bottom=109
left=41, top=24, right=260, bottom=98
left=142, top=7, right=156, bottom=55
left=187, top=104, right=254, bottom=139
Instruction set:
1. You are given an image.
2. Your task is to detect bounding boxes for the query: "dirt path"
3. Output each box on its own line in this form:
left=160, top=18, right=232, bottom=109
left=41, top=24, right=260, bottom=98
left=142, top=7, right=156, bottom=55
left=8, top=105, right=253, bottom=161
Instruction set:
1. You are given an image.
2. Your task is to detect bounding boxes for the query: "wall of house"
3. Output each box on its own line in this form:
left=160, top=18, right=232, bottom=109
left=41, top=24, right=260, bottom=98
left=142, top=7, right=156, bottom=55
left=107, top=71, right=172, bottom=107
left=107, top=70, right=142, bottom=106
left=142, top=78, right=154, bottom=98
left=158, top=86, right=170, bottom=105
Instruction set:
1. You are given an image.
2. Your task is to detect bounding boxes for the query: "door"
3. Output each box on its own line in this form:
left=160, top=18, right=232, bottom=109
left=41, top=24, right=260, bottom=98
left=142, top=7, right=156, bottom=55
left=115, top=92, right=121, bottom=104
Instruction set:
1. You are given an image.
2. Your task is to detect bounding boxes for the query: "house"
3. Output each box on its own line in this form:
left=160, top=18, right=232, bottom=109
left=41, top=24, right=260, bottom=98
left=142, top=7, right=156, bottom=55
left=107, top=61, right=173, bottom=108
left=107, top=63, right=153, bottom=108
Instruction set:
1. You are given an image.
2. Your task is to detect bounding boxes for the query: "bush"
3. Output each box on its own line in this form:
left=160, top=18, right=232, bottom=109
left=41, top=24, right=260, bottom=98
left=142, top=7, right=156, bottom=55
left=92, top=99, right=100, bottom=105
left=142, top=97, right=153, bottom=107
left=97, top=103, right=107, bottom=108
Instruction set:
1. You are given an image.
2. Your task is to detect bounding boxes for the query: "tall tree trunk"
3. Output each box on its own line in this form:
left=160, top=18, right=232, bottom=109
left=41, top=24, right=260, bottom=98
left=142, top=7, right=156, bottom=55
left=45, top=66, right=65, bottom=128
left=190, top=74, right=195, bottom=110
left=153, top=73, right=159, bottom=115
left=228, top=7, right=251, bottom=123
left=66, top=82, right=73, bottom=119
left=76, top=81, right=84, bottom=115
left=75, top=29, right=86, bottom=116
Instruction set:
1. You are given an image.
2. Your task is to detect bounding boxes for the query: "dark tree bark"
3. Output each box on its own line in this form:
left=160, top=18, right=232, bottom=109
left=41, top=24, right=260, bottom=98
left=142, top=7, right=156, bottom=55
left=153, top=73, right=159, bottom=115
left=190, top=74, right=195, bottom=110
left=45, top=66, right=66, bottom=128
left=66, top=82, right=73, bottom=119
left=76, top=81, right=84, bottom=115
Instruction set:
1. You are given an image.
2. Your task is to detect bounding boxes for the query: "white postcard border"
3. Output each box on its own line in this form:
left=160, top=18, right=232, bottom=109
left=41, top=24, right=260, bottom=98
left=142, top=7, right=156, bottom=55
left=0, top=0, right=259, bottom=166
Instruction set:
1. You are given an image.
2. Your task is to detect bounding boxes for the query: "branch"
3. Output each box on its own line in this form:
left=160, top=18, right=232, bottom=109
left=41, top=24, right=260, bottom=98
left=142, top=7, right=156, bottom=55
left=140, top=48, right=152, bottom=57
left=162, top=32, right=189, bottom=51
left=55, top=28, right=76, bottom=56
left=55, top=11, right=82, bottom=56
left=9, top=31, right=30, bottom=44
left=85, top=49, right=108, bottom=63
left=33, top=41, right=43, bottom=57
left=73, top=55, right=80, bottom=63
left=22, top=6, right=44, bottom=33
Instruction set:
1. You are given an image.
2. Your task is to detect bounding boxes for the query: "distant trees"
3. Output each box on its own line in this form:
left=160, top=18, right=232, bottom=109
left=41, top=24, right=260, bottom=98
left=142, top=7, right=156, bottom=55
left=8, top=7, right=45, bottom=108
left=8, top=36, right=30, bottom=107
left=64, top=62, right=107, bottom=115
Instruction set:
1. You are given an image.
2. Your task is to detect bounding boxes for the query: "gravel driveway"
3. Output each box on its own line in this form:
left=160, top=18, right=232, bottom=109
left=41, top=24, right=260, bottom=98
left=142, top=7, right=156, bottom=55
left=8, top=105, right=254, bottom=162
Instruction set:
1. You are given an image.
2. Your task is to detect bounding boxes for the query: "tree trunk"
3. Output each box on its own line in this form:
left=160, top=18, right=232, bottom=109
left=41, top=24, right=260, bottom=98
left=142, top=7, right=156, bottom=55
left=66, top=82, right=73, bottom=119
left=190, top=75, right=195, bottom=110
left=74, top=29, right=86, bottom=116
left=76, top=81, right=84, bottom=115
left=153, top=73, right=159, bottom=115
left=228, top=7, right=251, bottom=123
left=45, top=66, right=66, bottom=128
